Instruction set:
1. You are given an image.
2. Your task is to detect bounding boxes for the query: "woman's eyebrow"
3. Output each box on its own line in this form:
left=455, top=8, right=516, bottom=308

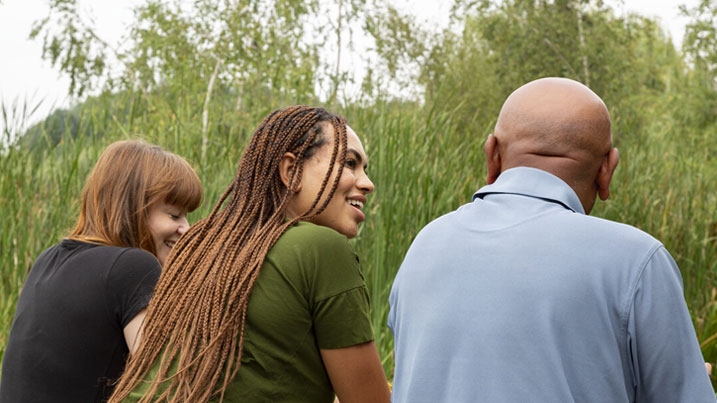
left=347, top=148, right=368, bottom=168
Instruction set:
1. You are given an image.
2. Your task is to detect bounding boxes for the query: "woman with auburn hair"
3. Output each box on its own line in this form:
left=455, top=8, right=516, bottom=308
left=0, top=140, right=203, bottom=403
left=109, top=106, right=390, bottom=403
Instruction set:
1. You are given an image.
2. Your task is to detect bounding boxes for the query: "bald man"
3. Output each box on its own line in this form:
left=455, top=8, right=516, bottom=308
left=388, top=77, right=716, bottom=402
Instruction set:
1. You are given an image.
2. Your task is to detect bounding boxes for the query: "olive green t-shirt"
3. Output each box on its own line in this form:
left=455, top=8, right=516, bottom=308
left=128, top=222, right=374, bottom=402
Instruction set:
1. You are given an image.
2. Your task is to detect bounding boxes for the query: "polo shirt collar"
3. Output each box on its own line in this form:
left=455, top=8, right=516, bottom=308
left=472, top=167, right=586, bottom=215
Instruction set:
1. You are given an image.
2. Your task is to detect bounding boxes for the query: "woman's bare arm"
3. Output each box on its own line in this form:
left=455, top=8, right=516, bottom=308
left=320, top=341, right=390, bottom=403
left=123, top=309, right=147, bottom=355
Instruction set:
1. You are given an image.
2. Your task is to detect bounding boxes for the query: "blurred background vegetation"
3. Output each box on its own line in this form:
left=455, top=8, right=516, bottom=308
left=1, top=0, right=716, bottom=386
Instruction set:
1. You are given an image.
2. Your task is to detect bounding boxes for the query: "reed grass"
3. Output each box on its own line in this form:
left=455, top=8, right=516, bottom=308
left=1, top=92, right=716, bottom=388
left=346, top=102, right=488, bottom=372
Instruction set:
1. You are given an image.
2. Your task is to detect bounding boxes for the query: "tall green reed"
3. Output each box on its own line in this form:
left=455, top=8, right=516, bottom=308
left=346, top=101, right=490, bottom=376
left=2, top=91, right=716, bottom=385
left=596, top=104, right=717, bottom=380
left=0, top=108, right=99, bottom=361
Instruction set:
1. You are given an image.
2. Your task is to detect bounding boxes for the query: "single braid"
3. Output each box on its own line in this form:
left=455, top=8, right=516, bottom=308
left=109, top=106, right=348, bottom=403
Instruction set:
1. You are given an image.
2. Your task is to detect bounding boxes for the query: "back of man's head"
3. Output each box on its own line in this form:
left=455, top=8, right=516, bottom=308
left=484, top=77, right=619, bottom=214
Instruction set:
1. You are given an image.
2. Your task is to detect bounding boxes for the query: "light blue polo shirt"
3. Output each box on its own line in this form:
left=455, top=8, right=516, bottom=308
left=389, top=167, right=715, bottom=402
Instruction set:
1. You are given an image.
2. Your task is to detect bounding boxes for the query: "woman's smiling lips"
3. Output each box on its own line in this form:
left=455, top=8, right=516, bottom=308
left=348, top=196, right=366, bottom=221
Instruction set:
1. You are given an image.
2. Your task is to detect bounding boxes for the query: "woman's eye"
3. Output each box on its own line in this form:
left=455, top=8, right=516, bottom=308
left=345, top=159, right=357, bottom=169
left=170, top=214, right=180, bottom=220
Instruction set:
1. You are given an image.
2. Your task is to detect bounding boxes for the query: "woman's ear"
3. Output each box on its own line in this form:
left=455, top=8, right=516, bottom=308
left=279, top=152, right=300, bottom=191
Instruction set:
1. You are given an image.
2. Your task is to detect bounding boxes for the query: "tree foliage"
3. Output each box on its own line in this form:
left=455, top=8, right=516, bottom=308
left=27, top=0, right=395, bottom=161
left=366, top=0, right=686, bottom=144
left=682, top=0, right=717, bottom=80
left=681, top=0, right=717, bottom=128
left=29, top=0, right=110, bottom=98
left=5, top=0, right=717, bottom=384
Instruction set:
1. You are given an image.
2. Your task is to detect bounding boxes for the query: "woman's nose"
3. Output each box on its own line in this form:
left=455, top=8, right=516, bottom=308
left=178, top=218, right=190, bottom=235
left=358, top=172, right=375, bottom=194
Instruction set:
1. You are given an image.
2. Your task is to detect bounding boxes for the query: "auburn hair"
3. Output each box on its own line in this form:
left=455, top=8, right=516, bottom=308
left=68, top=139, right=203, bottom=257
left=109, top=106, right=348, bottom=402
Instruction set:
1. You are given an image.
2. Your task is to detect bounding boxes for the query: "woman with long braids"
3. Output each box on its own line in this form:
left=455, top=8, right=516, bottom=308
left=0, top=140, right=203, bottom=402
left=110, top=106, right=390, bottom=402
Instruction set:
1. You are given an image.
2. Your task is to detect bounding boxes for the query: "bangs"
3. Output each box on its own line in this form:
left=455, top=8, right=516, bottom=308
left=165, top=172, right=203, bottom=212
left=152, top=154, right=203, bottom=212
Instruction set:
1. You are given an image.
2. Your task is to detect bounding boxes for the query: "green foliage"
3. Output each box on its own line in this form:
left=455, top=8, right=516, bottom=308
left=29, top=0, right=109, bottom=97
left=682, top=0, right=717, bottom=78
left=21, top=107, right=83, bottom=148
left=1, top=97, right=45, bottom=148
left=680, top=0, right=717, bottom=128
left=417, top=0, right=684, bottom=144
left=125, top=0, right=320, bottom=98
left=347, top=100, right=484, bottom=373
left=3, top=0, right=717, bottom=388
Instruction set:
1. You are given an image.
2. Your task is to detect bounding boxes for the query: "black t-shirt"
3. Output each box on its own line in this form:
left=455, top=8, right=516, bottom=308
left=0, top=239, right=161, bottom=402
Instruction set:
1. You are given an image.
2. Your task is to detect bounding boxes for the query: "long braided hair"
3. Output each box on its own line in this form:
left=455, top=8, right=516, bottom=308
left=109, top=106, right=348, bottom=402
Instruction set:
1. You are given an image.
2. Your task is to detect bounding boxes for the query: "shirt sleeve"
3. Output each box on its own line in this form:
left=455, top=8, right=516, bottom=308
left=306, top=226, right=374, bottom=350
left=106, top=248, right=162, bottom=328
left=627, top=246, right=716, bottom=402
left=314, top=286, right=373, bottom=349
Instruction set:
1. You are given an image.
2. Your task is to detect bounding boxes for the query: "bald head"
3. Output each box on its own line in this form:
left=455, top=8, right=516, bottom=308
left=485, top=77, right=619, bottom=213
left=495, top=77, right=611, bottom=161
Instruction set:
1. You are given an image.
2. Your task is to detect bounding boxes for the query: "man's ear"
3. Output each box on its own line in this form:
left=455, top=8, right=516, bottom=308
left=597, top=147, right=619, bottom=201
left=484, top=134, right=501, bottom=184
left=279, top=152, right=300, bottom=191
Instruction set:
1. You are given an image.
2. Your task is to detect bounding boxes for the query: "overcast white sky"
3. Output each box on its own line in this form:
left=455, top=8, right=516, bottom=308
left=0, top=0, right=698, bottom=135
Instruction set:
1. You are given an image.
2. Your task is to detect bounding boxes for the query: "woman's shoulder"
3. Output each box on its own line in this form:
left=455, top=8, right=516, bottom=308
left=101, top=247, right=161, bottom=292
left=268, top=222, right=362, bottom=291
left=64, top=239, right=158, bottom=264
left=273, top=222, right=356, bottom=261
left=284, top=221, right=351, bottom=244
left=115, top=247, right=161, bottom=269
left=58, top=240, right=161, bottom=277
